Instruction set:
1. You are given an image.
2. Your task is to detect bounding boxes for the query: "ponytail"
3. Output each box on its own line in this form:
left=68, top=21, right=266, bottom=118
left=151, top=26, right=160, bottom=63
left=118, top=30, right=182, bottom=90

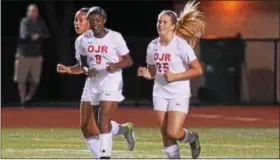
left=176, top=1, right=206, bottom=48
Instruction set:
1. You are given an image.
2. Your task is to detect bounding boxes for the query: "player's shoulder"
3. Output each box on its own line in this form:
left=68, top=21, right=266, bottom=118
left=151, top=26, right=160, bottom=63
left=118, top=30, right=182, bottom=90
left=175, top=35, right=189, bottom=46
left=174, top=35, right=192, bottom=50
left=148, top=37, right=159, bottom=48
left=75, top=34, right=83, bottom=42
left=107, top=29, right=123, bottom=38
left=74, top=35, right=83, bottom=46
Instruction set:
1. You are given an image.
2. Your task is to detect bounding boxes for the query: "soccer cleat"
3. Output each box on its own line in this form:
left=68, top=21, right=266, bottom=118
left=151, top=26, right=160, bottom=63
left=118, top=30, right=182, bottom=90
left=122, top=122, right=136, bottom=151
left=189, top=132, right=201, bottom=159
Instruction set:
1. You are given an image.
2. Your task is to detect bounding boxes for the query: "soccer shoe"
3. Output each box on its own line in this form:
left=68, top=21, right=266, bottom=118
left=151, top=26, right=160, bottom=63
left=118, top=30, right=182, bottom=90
left=122, top=122, right=135, bottom=151
left=189, top=132, right=201, bottom=159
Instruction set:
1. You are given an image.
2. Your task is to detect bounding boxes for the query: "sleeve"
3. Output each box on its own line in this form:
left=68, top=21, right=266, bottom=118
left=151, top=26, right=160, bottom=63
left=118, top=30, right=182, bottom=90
left=179, top=41, right=197, bottom=64
left=115, top=33, right=130, bottom=56
left=19, top=18, right=31, bottom=40
left=74, top=37, right=81, bottom=61
left=146, top=42, right=155, bottom=65
left=77, top=37, right=89, bottom=68
left=39, top=19, right=51, bottom=39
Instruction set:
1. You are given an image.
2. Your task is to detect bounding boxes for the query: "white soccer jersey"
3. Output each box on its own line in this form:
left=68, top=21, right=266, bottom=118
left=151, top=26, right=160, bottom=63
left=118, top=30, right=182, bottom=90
left=77, top=29, right=130, bottom=93
left=75, top=35, right=83, bottom=61
left=146, top=35, right=197, bottom=99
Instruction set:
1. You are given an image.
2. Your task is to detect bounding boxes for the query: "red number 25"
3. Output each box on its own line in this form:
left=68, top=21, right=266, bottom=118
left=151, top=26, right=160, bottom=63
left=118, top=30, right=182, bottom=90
left=156, top=62, right=169, bottom=73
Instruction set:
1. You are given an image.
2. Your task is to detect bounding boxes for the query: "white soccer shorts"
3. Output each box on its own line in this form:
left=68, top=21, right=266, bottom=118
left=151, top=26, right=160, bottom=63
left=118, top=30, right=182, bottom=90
left=153, top=96, right=190, bottom=114
left=81, top=80, right=124, bottom=105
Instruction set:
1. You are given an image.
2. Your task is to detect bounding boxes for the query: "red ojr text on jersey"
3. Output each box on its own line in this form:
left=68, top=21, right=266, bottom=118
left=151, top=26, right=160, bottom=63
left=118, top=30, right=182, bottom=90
left=87, top=45, right=108, bottom=64
left=88, top=45, right=108, bottom=54
left=154, top=53, right=171, bottom=73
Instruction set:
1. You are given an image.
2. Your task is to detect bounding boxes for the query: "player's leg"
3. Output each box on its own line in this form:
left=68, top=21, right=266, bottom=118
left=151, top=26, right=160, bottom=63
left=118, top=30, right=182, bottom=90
left=93, top=104, right=135, bottom=151
left=167, top=98, right=201, bottom=159
left=80, top=85, right=101, bottom=158
left=153, top=96, right=180, bottom=159
left=111, top=120, right=135, bottom=151
left=98, top=100, right=117, bottom=159
left=27, top=56, right=43, bottom=102
left=98, top=91, right=135, bottom=158
left=14, top=54, right=30, bottom=106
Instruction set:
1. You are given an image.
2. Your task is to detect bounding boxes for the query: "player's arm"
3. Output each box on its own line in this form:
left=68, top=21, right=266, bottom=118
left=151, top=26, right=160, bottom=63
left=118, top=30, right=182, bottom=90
left=115, top=54, right=133, bottom=69
left=137, top=42, right=156, bottom=80
left=57, top=62, right=84, bottom=75
left=164, top=43, right=202, bottom=82
left=69, top=62, right=84, bottom=74
left=168, top=59, right=203, bottom=81
left=114, top=32, right=133, bottom=69
left=57, top=37, right=86, bottom=75
left=138, top=65, right=156, bottom=80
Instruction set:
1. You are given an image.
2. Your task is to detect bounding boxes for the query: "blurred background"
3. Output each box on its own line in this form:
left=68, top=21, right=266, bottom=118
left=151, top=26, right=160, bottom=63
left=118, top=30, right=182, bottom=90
left=1, top=0, right=279, bottom=159
left=1, top=0, right=280, bottom=106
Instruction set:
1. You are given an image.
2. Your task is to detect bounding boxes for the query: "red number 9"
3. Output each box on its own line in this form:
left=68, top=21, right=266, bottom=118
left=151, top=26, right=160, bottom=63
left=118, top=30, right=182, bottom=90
left=95, top=55, right=102, bottom=64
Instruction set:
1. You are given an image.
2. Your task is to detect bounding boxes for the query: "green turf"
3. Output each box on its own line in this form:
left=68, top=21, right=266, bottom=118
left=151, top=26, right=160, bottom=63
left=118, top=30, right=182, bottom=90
left=1, top=128, right=279, bottom=158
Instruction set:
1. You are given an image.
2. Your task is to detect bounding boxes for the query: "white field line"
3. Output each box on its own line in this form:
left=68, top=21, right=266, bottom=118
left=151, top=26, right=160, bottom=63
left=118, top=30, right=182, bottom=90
left=2, top=148, right=277, bottom=159
left=3, top=142, right=278, bottom=153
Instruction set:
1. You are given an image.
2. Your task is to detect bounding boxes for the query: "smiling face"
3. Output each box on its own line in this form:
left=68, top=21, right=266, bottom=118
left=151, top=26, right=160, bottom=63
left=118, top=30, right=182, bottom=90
left=157, top=13, right=176, bottom=37
left=74, top=11, right=90, bottom=35
left=87, top=12, right=105, bottom=35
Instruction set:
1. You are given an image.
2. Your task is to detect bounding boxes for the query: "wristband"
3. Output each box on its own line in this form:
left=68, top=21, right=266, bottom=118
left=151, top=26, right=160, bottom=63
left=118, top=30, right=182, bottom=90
left=83, top=67, right=89, bottom=73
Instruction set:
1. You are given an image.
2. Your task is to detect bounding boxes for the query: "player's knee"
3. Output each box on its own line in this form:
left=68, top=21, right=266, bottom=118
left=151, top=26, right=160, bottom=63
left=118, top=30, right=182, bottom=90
left=167, top=128, right=181, bottom=140
left=80, top=121, right=99, bottom=137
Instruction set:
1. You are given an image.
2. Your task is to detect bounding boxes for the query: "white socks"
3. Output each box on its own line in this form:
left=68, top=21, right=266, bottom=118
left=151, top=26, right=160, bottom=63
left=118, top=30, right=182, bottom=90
left=164, top=144, right=180, bottom=159
left=111, top=120, right=125, bottom=136
left=85, top=121, right=123, bottom=158
left=100, top=133, right=113, bottom=158
left=85, top=136, right=100, bottom=159
left=180, top=128, right=195, bottom=143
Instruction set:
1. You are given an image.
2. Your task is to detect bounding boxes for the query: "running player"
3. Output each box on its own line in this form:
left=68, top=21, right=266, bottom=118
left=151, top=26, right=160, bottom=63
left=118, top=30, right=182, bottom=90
left=56, top=7, right=135, bottom=159
left=76, top=6, right=134, bottom=159
left=137, top=1, right=205, bottom=159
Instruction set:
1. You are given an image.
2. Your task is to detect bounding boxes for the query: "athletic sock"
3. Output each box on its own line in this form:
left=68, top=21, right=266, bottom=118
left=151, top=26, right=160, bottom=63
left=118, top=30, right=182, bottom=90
left=111, top=121, right=125, bottom=136
left=100, top=133, right=113, bottom=158
left=180, top=128, right=195, bottom=143
left=164, top=144, right=180, bottom=159
left=85, top=135, right=100, bottom=159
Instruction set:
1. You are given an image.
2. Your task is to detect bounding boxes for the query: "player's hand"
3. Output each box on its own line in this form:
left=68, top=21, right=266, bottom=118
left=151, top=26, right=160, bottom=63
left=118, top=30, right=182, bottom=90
left=57, top=64, right=70, bottom=73
left=137, top=66, right=148, bottom=77
left=85, top=68, right=97, bottom=77
left=31, top=33, right=40, bottom=40
left=106, top=63, right=117, bottom=73
left=164, top=71, right=176, bottom=82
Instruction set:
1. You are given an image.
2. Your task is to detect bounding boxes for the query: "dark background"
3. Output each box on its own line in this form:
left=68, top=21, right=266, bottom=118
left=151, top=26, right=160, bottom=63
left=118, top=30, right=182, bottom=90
left=1, top=0, right=279, bottom=107
left=1, top=0, right=176, bottom=106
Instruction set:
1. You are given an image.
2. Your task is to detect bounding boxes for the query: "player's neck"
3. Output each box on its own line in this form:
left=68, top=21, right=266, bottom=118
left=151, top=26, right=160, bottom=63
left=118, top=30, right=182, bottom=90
left=93, top=29, right=108, bottom=38
left=159, top=33, right=174, bottom=47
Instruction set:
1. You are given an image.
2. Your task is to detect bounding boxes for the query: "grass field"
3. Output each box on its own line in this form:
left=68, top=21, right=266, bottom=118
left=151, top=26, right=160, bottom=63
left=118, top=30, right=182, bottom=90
left=1, top=127, right=279, bottom=159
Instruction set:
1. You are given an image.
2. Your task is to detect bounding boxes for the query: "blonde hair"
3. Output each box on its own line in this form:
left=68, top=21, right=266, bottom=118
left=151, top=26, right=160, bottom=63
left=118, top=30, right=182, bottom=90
left=176, top=1, right=206, bottom=48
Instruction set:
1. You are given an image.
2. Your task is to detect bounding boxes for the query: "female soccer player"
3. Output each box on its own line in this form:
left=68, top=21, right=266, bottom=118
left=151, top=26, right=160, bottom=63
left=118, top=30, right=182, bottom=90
left=75, top=6, right=134, bottom=159
left=56, top=7, right=135, bottom=159
left=137, top=1, right=205, bottom=159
